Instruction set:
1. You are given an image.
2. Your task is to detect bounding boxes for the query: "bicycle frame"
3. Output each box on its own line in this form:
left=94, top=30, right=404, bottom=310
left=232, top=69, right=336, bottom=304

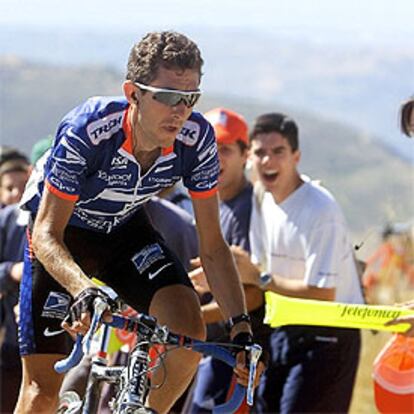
left=55, top=299, right=262, bottom=414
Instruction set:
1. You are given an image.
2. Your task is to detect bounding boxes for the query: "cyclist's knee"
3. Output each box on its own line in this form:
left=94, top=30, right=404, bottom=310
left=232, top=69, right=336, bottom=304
left=186, top=315, right=207, bottom=341
left=150, top=285, right=207, bottom=340
left=167, top=311, right=206, bottom=342
left=176, top=305, right=206, bottom=341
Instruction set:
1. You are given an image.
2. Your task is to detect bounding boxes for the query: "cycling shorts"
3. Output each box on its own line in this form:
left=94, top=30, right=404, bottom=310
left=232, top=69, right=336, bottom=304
left=19, top=207, right=193, bottom=356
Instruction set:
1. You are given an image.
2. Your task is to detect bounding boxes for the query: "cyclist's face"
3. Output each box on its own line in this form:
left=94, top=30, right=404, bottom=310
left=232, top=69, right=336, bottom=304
left=0, top=170, right=29, bottom=205
left=217, top=143, right=248, bottom=192
left=250, top=132, right=301, bottom=202
left=130, top=66, right=200, bottom=151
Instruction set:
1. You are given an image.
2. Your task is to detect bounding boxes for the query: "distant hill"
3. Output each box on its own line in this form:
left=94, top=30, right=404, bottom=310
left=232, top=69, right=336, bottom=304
left=1, top=57, right=412, bottom=239
left=2, top=26, right=413, bottom=161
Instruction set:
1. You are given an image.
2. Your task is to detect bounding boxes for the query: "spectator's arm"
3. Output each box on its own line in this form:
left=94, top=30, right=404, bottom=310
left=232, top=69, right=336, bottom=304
left=262, top=274, right=335, bottom=301
left=200, top=285, right=264, bottom=324
left=385, top=301, right=414, bottom=337
left=0, top=262, right=17, bottom=293
left=231, top=245, right=335, bottom=301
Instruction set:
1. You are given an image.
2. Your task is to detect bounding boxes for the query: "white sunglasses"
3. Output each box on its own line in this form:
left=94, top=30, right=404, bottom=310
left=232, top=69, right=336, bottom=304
left=134, top=81, right=201, bottom=108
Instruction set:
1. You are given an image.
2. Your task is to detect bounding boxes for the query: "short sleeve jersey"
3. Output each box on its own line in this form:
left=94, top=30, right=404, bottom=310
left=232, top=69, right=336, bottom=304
left=219, top=183, right=253, bottom=252
left=21, top=96, right=219, bottom=233
left=250, top=176, right=364, bottom=304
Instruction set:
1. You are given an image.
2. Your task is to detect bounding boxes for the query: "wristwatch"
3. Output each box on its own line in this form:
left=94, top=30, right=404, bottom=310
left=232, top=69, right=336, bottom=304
left=259, top=272, right=272, bottom=289
left=226, top=313, right=251, bottom=331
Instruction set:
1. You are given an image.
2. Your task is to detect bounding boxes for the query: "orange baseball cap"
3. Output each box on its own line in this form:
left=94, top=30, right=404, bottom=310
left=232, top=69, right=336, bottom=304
left=204, top=108, right=249, bottom=145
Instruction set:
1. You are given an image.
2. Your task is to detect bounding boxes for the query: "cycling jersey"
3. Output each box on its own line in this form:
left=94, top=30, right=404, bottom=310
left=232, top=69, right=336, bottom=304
left=19, top=209, right=193, bottom=356
left=21, top=96, right=219, bottom=233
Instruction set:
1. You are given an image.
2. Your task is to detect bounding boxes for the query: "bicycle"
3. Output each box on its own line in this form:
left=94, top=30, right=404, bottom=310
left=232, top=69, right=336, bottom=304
left=55, top=298, right=262, bottom=414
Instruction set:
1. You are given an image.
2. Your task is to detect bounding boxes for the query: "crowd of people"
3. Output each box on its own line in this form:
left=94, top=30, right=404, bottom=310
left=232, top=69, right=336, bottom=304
left=0, top=30, right=413, bottom=414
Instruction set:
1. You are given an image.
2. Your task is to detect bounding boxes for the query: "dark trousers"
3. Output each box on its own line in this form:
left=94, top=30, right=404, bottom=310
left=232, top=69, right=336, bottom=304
left=188, top=357, right=234, bottom=413
left=255, top=326, right=361, bottom=414
left=1, top=345, right=22, bottom=413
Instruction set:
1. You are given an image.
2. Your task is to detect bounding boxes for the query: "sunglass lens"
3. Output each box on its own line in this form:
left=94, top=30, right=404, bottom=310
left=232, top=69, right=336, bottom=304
left=153, top=92, right=182, bottom=106
left=152, top=91, right=201, bottom=108
left=187, top=94, right=200, bottom=107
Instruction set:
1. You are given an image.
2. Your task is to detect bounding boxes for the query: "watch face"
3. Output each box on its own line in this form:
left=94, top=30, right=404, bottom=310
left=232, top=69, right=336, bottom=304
left=259, top=273, right=272, bottom=288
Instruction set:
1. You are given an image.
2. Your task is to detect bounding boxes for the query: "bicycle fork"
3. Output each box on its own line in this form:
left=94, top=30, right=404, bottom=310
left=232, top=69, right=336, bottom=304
left=115, top=343, right=151, bottom=413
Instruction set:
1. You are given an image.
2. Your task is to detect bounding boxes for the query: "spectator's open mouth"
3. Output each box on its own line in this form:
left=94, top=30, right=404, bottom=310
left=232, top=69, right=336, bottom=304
left=262, top=171, right=278, bottom=183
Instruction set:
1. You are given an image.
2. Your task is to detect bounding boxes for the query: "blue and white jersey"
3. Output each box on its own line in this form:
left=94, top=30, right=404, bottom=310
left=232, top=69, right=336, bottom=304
left=21, top=96, right=219, bottom=233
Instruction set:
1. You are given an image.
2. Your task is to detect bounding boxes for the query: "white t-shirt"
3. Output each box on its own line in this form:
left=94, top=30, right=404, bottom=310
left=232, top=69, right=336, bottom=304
left=250, top=176, right=364, bottom=304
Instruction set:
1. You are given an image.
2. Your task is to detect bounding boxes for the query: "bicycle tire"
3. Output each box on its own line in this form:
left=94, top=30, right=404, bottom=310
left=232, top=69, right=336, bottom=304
left=82, top=377, right=102, bottom=414
left=128, top=408, right=158, bottom=414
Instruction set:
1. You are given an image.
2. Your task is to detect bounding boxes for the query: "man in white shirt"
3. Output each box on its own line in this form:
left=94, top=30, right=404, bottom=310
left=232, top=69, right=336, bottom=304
left=233, top=112, right=364, bottom=413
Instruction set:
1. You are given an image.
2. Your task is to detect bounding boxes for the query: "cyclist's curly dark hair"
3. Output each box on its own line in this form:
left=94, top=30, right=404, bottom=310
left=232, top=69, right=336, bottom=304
left=126, top=31, right=204, bottom=84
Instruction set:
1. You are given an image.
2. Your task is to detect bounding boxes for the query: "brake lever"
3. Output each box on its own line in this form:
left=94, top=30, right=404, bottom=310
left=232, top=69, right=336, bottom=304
left=82, top=298, right=109, bottom=355
left=246, top=343, right=262, bottom=406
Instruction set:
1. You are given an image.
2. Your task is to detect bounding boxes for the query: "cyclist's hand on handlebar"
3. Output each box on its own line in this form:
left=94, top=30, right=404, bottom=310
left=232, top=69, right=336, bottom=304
left=63, top=311, right=91, bottom=337
left=231, top=331, right=265, bottom=388
left=62, top=287, right=118, bottom=336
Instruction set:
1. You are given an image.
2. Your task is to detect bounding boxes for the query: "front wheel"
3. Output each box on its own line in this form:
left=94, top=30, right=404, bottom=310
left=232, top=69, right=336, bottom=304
left=82, top=377, right=102, bottom=414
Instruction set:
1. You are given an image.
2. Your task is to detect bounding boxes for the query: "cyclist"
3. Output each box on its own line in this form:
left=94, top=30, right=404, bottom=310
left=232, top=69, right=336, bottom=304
left=15, top=31, right=252, bottom=414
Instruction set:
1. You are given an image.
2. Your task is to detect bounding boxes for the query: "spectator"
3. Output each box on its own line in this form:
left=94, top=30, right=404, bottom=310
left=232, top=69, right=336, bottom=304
left=188, top=108, right=270, bottom=413
left=0, top=146, right=29, bottom=167
left=384, top=97, right=414, bottom=335
left=0, top=204, right=29, bottom=413
left=159, top=182, right=194, bottom=217
left=400, top=96, right=414, bottom=137
left=30, top=135, right=54, bottom=165
left=0, top=157, right=30, bottom=208
left=0, top=148, right=30, bottom=412
left=232, top=112, right=364, bottom=413
left=145, top=196, right=198, bottom=270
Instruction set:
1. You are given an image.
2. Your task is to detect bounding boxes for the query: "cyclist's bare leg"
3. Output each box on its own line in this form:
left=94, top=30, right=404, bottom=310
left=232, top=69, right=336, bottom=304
left=147, top=285, right=206, bottom=414
left=14, top=354, right=65, bottom=414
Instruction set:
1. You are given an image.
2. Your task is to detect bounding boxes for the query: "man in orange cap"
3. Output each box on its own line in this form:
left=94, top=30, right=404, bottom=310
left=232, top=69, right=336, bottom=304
left=188, top=108, right=270, bottom=413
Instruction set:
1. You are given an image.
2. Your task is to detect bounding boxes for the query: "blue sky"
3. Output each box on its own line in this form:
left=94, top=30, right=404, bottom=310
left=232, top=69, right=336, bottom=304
left=2, top=0, right=413, bottom=47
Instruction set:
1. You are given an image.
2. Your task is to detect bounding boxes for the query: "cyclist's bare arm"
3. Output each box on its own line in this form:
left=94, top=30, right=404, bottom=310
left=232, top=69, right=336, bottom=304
left=192, top=194, right=251, bottom=335
left=32, top=187, right=96, bottom=297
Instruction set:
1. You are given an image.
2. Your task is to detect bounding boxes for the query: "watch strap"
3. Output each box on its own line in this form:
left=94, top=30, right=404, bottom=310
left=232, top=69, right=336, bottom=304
left=226, top=313, right=251, bottom=331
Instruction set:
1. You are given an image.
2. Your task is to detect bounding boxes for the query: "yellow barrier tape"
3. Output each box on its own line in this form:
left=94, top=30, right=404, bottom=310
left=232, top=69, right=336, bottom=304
left=265, top=292, right=414, bottom=333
